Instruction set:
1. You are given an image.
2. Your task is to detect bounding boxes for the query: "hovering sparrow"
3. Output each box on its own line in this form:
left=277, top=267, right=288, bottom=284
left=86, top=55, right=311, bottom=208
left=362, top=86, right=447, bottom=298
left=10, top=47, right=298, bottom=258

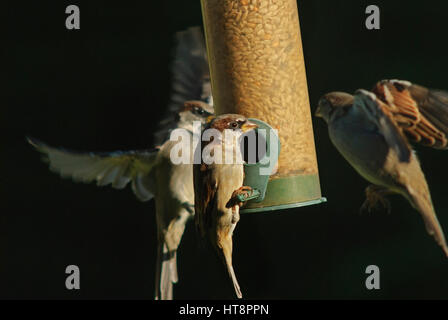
left=28, top=26, right=214, bottom=300
left=152, top=100, right=213, bottom=301
left=28, top=100, right=213, bottom=298
left=194, top=114, right=257, bottom=299
left=154, top=26, right=212, bottom=146
left=151, top=25, right=213, bottom=300
left=315, top=79, right=448, bottom=256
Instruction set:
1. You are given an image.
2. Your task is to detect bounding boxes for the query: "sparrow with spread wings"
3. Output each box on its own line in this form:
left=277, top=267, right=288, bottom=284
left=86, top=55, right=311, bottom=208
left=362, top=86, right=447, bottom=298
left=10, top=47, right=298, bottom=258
left=28, top=26, right=214, bottom=300
left=316, top=79, right=448, bottom=256
left=193, top=114, right=257, bottom=299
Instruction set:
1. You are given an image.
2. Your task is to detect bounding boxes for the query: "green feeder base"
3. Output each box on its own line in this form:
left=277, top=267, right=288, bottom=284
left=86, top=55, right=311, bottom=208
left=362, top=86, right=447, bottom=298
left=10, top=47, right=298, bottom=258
left=240, top=174, right=326, bottom=214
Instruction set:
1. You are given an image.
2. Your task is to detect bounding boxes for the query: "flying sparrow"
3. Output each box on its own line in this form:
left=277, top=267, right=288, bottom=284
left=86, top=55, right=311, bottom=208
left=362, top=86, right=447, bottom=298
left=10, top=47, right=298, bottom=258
left=152, top=100, right=213, bottom=300
left=315, top=79, right=448, bottom=256
left=193, top=114, right=258, bottom=299
left=28, top=26, right=214, bottom=300
left=28, top=100, right=213, bottom=299
left=154, top=26, right=212, bottom=146
left=151, top=25, right=213, bottom=299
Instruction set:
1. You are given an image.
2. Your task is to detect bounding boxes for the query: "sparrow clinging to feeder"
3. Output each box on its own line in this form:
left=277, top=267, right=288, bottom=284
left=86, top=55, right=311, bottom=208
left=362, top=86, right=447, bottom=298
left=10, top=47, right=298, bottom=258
left=28, top=26, right=214, bottom=300
left=194, top=114, right=258, bottom=299
left=315, top=79, right=448, bottom=256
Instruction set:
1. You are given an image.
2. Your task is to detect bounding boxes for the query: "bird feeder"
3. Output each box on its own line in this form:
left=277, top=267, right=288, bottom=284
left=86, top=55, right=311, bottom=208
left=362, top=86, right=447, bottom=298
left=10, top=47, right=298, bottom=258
left=200, top=0, right=325, bottom=212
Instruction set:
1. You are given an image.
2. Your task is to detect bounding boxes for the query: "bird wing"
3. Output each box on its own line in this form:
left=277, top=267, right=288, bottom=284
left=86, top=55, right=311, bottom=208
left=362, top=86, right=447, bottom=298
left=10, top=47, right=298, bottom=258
left=354, top=91, right=448, bottom=256
left=372, top=79, right=448, bottom=149
left=28, top=137, right=157, bottom=202
left=193, top=162, right=217, bottom=237
left=153, top=26, right=212, bottom=145
left=354, top=89, right=412, bottom=163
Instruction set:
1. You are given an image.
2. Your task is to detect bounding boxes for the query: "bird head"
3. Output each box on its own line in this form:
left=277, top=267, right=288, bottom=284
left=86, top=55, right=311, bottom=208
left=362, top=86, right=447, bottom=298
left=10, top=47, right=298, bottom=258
left=177, top=100, right=215, bottom=131
left=205, top=114, right=258, bottom=163
left=208, top=114, right=258, bottom=135
left=315, top=92, right=354, bottom=123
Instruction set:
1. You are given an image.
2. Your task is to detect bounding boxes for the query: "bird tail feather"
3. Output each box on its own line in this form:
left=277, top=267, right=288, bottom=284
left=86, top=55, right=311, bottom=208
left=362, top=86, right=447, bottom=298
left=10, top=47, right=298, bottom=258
left=220, top=240, right=242, bottom=299
left=409, top=189, right=448, bottom=257
left=155, top=242, right=178, bottom=300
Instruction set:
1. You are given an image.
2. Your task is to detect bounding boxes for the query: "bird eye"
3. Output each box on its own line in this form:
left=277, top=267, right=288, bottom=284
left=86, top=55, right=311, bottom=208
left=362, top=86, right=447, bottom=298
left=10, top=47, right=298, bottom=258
left=319, top=98, right=328, bottom=106
left=230, top=121, right=239, bottom=129
left=194, top=107, right=205, bottom=115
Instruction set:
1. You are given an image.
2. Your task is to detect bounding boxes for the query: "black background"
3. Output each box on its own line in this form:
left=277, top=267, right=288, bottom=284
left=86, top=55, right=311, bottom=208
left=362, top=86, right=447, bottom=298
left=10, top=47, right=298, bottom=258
left=3, top=0, right=448, bottom=299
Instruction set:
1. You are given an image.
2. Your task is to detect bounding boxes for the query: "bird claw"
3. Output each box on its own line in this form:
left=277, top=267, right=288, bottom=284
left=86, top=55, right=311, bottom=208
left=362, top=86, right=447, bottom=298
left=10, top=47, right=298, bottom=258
left=360, top=185, right=391, bottom=214
left=181, top=202, right=195, bottom=215
left=226, top=186, right=253, bottom=208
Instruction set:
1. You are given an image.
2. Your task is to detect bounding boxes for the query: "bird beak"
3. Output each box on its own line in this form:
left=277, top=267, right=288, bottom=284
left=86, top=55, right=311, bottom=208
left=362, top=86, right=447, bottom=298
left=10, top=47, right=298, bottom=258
left=206, top=115, right=215, bottom=123
left=241, top=121, right=258, bottom=132
left=314, top=106, right=322, bottom=118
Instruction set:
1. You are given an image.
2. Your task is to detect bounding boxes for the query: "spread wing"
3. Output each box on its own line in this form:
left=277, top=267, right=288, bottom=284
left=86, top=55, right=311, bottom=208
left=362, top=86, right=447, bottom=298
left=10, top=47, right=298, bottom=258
left=372, top=79, right=448, bottom=149
left=28, top=137, right=157, bottom=202
left=154, top=26, right=212, bottom=145
left=193, top=160, right=217, bottom=237
left=354, top=90, right=412, bottom=163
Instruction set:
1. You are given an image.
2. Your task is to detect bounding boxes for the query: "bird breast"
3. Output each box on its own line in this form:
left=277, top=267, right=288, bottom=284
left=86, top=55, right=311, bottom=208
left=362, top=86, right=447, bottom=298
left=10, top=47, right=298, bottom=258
left=156, top=133, right=195, bottom=205
left=213, top=163, right=244, bottom=213
left=329, top=110, right=392, bottom=187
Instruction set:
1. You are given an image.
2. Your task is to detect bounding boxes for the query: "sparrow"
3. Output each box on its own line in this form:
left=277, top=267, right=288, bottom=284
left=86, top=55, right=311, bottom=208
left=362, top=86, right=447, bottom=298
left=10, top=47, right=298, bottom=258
left=152, top=100, right=213, bottom=301
left=315, top=79, right=448, bottom=256
left=28, top=26, right=214, bottom=300
left=27, top=100, right=213, bottom=298
left=154, top=26, right=212, bottom=146
left=151, top=26, right=213, bottom=299
left=193, top=114, right=258, bottom=299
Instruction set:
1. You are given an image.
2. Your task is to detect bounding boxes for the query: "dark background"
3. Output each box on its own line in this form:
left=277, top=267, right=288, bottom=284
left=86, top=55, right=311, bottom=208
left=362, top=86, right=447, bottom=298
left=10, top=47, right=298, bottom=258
left=3, top=0, right=448, bottom=299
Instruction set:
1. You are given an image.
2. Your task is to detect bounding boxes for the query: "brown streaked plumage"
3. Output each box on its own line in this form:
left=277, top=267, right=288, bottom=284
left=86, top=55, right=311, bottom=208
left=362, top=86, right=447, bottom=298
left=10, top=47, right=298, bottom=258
left=194, top=114, right=257, bottom=299
left=372, top=80, right=448, bottom=149
left=316, top=81, right=448, bottom=257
